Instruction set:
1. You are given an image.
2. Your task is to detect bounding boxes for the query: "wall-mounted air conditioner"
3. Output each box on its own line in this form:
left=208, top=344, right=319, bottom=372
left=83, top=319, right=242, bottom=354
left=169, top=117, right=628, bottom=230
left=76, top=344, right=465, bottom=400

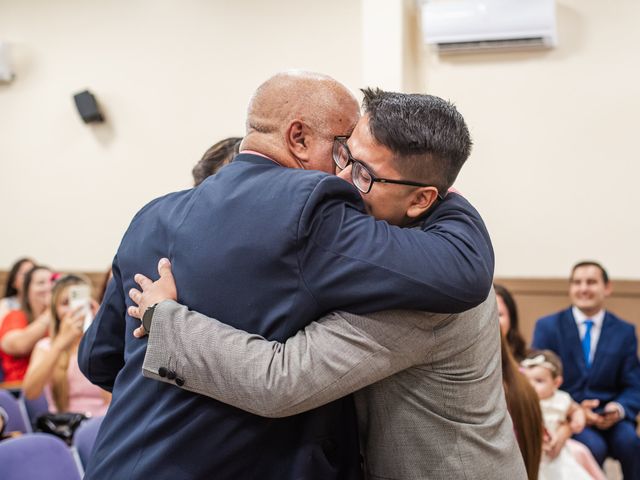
left=421, top=0, right=557, bottom=54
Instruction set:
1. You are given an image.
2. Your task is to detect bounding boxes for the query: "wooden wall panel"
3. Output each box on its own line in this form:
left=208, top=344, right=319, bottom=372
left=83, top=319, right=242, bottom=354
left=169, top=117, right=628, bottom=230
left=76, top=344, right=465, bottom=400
left=1, top=271, right=639, bottom=346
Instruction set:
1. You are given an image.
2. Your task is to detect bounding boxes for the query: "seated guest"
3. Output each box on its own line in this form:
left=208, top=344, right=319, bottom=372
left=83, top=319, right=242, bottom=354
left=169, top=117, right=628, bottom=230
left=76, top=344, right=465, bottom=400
left=532, top=261, right=640, bottom=479
left=0, top=258, right=35, bottom=326
left=495, top=283, right=528, bottom=361
left=23, top=275, right=110, bottom=417
left=192, top=136, right=242, bottom=186
left=521, top=350, right=604, bottom=479
left=0, top=266, right=52, bottom=382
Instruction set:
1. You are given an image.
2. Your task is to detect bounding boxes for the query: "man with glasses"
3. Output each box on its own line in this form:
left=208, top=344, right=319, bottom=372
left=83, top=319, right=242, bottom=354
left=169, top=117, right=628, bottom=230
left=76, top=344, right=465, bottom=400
left=333, top=136, right=444, bottom=194
left=125, top=87, right=526, bottom=479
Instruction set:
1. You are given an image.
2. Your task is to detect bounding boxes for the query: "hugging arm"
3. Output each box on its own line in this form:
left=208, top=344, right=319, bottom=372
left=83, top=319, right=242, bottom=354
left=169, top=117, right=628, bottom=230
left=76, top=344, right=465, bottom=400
left=143, top=301, right=431, bottom=417
left=299, top=185, right=495, bottom=315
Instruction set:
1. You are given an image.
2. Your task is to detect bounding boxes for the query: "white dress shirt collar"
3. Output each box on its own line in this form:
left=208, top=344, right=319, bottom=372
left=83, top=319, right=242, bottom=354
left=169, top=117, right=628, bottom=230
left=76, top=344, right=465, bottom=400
left=572, top=306, right=605, bottom=330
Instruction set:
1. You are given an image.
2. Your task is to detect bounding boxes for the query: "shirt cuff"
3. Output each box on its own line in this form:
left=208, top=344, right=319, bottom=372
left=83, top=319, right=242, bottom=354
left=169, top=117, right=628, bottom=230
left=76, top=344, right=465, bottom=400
left=609, top=402, right=625, bottom=419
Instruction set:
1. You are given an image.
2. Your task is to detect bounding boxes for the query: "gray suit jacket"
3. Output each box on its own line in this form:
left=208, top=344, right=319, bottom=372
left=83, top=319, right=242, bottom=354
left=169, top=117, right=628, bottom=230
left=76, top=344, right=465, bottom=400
left=143, top=292, right=526, bottom=480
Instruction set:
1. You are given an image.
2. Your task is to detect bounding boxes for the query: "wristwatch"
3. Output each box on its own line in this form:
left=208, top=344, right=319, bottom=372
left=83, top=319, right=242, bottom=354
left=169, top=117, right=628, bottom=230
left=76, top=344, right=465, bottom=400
left=142, top=303, right=159, bottom=335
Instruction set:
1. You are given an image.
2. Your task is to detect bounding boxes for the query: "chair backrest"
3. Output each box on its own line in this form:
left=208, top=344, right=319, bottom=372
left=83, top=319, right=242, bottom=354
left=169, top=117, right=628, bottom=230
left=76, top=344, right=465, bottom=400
left=22, top=391, right=50, bottom=425
left=0, top=389, right=29, bottom=433
left=0, top=433, right=82, bottom=480
left=73, top=415, right=105, bottom=468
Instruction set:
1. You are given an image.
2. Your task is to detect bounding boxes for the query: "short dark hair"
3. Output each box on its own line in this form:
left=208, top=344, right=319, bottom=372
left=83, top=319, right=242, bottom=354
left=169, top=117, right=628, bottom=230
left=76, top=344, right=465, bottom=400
left=4, top=257, right=34, bottom=298
left=361, top=88, right=472, bottom=196
left=571, top=260, right=609, bottom=284
left=192, top=137, right=243, bottom=186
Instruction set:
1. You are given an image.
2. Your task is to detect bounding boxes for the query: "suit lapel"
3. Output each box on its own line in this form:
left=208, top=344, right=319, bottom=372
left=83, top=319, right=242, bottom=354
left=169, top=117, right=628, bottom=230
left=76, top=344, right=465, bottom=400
left=560, top=308, right=588, bottom=373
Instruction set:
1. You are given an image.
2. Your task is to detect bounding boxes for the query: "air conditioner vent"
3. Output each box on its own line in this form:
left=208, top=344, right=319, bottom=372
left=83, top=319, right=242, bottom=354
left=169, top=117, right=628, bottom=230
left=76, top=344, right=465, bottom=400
left=436, top=37, right=551, bottom=54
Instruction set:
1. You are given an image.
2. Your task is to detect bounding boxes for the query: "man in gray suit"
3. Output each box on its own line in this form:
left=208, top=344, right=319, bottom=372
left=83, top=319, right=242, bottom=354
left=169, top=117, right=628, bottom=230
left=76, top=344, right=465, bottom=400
left=129, top=90, right=526, bottom=479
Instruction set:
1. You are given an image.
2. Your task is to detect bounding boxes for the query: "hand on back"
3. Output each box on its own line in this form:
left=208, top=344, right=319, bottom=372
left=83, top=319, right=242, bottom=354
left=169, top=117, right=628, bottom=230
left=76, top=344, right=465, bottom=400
left=128, top=258, right=178, bottom=338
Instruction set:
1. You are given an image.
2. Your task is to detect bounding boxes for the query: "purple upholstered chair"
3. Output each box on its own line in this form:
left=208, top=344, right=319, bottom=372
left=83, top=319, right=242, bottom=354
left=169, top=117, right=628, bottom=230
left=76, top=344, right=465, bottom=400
left=0, top=389, right=29, bottom=433
left=73, top=415, right=105, bottom=468
left=0, top=433, right=82, bottom=480
left=21, top=391, right=50, bottom=427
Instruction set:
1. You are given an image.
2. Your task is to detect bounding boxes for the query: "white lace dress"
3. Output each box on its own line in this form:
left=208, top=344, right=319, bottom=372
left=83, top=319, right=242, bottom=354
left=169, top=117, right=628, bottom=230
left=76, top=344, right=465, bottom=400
left=539, top=390, right=593, bottom=480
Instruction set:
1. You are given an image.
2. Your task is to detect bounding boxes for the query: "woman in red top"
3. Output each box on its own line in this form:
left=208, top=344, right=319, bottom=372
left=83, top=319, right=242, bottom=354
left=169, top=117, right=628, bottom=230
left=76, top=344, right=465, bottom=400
left=0, top=265, right=52, bottom=382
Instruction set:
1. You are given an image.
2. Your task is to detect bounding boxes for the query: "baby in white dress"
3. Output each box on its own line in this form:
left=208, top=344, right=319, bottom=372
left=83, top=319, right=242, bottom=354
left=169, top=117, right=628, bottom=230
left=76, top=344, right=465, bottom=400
left=521, top=350, right=599, bottom=480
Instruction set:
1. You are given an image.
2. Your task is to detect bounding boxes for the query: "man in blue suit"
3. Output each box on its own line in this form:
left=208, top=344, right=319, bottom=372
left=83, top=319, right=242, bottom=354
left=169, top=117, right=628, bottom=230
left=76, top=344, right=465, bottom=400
left=79, top=71, right=494, bottom=479
left=532, top=261, right=640, bottom=478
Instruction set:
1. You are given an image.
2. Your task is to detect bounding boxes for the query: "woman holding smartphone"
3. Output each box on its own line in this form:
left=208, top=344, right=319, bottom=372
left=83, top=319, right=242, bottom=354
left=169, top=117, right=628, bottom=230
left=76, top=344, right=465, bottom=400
left=23, top=274, right=110, bottom=416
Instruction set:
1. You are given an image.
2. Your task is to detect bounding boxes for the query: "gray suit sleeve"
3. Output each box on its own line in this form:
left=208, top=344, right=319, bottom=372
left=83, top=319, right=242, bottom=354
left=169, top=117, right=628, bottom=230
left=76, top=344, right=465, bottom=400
left=142, top=300, right=432, bottom=417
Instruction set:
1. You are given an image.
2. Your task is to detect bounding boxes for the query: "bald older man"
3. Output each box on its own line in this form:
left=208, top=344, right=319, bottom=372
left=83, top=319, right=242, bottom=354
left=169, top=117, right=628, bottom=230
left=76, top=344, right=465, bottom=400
left=79, top=72, right=495, bottom=479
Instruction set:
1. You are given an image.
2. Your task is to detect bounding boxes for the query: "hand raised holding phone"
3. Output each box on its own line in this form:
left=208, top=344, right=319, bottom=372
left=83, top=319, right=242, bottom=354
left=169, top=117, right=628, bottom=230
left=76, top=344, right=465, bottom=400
left=67, top=284, right=94, bottom=333
left=54, top=306, right=85, bottom=351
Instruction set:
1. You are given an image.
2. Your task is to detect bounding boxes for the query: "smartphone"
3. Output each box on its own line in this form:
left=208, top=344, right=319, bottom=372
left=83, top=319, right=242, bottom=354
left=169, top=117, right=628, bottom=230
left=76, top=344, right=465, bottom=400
left=593, top=407, right=617, bottom=417
left=68, top=284, right=93, bottom=332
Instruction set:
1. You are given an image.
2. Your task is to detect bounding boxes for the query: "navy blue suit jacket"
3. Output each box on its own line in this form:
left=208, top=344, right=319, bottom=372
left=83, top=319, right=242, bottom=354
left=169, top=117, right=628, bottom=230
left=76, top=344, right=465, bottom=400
left=78, top=153, right=494, bottom=479
left=532, top=307, right=640, bottom=421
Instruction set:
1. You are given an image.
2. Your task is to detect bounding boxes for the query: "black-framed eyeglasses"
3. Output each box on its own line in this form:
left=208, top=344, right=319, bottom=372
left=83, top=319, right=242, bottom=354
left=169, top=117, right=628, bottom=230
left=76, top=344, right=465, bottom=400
left=332, top=136, right=443, bottom=197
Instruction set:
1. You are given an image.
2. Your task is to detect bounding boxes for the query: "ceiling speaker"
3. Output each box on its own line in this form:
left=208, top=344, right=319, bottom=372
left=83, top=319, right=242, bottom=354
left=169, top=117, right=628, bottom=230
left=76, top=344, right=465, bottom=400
left=73, top=90, right=105, bottom=123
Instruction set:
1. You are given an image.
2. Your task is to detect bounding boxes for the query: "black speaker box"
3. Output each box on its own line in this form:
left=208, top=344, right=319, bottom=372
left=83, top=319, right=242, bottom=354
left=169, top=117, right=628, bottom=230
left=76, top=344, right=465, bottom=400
left=73, top=90, right=104, bottom=123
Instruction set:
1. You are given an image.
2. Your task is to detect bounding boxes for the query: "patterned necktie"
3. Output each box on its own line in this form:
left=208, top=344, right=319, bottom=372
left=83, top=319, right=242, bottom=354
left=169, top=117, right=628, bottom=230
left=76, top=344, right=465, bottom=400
left=582, top=319, right=594, bottom=368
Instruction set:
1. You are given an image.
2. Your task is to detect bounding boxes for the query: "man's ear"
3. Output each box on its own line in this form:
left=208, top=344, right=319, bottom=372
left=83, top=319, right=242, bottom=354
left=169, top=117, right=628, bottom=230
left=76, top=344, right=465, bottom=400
left=406, top=187, right=440, bottom=219
left=285, top=120, right=312, bottom=161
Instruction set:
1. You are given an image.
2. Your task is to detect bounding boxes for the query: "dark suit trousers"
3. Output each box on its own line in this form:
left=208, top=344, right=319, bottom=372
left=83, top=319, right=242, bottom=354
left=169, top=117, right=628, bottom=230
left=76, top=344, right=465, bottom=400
left=573, top=421, right=640, bottom=479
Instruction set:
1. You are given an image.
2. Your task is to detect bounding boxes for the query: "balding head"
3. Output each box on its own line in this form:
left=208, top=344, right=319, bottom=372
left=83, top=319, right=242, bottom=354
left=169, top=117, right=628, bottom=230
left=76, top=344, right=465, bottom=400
left=243, top=70, right=360, bottom=172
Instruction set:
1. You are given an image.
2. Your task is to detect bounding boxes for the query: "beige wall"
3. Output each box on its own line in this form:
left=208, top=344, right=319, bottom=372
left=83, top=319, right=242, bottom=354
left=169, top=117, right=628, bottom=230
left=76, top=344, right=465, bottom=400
left=1, top=0, right=639, bottom=280
left=420, top=0, right=640, bottom=279
left=0, top=0, right=362, bottom=270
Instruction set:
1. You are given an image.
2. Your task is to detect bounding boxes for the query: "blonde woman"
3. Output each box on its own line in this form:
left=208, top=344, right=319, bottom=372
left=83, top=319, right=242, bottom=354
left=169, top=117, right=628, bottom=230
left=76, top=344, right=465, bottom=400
left=23, top=275, right=110, bottom=416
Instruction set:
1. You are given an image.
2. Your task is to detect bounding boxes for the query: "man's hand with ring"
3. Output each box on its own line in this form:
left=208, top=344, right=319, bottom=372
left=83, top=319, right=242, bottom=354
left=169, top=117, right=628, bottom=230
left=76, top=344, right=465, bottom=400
left=128, top=258, right=178, bottom=338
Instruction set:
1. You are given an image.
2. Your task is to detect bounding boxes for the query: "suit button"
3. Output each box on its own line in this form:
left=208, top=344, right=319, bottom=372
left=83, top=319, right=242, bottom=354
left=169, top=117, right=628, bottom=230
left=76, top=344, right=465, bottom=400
left=175, top=377, right=185, bottom=387
left=158, top=367, right=167, bottom=378
left=167, top=370, right=177, bottom=380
